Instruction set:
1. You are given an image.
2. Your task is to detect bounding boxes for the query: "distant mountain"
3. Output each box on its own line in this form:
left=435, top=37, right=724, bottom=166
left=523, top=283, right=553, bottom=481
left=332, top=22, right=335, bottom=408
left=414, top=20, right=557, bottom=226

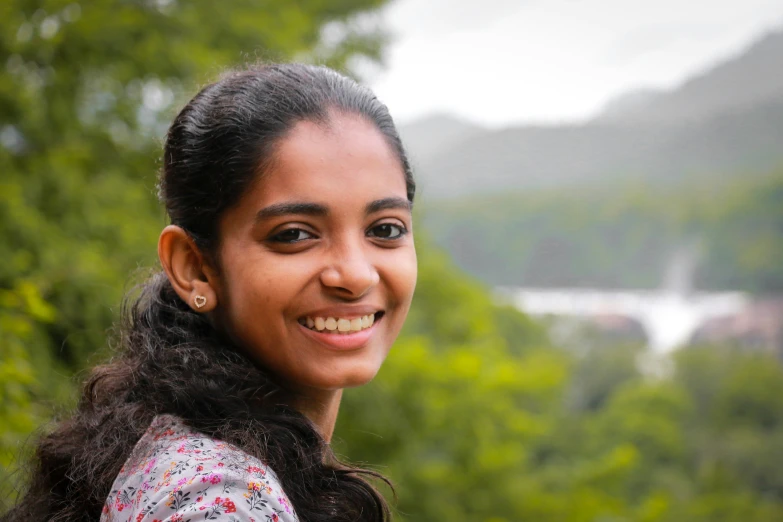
left=416, top=99, right=783, bottom=198
left=597, top=30, right=783, bottom=125
left=598, top=88, right=663, bottom=121
left=402, top=28, right=783, bottom=200
left=398, top=113, right=483, bottom=167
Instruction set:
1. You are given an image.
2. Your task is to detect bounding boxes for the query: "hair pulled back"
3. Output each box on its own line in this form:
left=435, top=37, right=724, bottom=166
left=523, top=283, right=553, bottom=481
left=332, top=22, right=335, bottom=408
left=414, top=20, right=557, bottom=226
left=3, top=63, right=414, bottom=522
left=164, top=63, right=414, bottom=253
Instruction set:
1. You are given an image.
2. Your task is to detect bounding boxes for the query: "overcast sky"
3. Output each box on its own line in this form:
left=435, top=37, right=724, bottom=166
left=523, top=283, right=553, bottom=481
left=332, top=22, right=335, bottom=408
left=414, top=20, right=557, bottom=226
left=369, top=0, right=783, bottom=128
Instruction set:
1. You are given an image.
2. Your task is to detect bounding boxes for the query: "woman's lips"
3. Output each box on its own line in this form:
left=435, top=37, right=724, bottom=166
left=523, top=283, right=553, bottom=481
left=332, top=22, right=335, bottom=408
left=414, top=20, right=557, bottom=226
left=297, top=315, right=382, bottom=351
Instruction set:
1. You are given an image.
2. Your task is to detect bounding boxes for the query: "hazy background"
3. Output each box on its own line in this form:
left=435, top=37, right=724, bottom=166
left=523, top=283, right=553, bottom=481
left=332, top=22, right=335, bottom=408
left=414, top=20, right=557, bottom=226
left=2, top=1, right=783, bottom=520
left=375, top=0, right=783, bottom=126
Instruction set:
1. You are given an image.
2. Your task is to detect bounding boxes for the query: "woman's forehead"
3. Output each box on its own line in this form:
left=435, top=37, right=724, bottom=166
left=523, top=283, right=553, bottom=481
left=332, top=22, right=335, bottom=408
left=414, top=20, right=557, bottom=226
left=254, top=115, right=408, bottom=206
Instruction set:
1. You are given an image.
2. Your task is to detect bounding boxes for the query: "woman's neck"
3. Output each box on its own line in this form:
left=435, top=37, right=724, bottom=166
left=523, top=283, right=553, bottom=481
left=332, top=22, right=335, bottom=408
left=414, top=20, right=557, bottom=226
left=290, top=388, right=343, bottom=443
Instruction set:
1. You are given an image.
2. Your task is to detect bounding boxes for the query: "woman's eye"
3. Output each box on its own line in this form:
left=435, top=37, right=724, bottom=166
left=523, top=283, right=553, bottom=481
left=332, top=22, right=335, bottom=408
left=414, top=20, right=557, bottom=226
left=368, top=223, right=406, bottom=240
left=270, top=228, right=314, bottom=243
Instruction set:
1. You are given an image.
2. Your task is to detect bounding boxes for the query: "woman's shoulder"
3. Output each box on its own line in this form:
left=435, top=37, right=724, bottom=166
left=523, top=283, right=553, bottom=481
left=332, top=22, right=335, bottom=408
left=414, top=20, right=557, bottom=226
left=101, top=414, right=296, bottom=521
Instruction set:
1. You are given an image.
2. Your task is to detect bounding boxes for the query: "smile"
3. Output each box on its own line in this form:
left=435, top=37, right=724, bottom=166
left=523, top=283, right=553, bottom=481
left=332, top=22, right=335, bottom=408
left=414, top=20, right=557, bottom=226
left=297, top=312, right=382, bottom=334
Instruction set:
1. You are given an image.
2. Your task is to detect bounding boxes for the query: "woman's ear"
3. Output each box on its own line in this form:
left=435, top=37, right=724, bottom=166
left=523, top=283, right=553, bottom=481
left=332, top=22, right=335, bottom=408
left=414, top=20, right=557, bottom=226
left=158, top=225, right=219, bottom=312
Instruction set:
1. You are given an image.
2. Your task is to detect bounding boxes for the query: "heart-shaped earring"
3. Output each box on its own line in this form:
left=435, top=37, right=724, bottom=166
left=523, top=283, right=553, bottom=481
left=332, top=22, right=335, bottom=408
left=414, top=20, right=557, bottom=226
left=193, top=295, right=207, bottom=309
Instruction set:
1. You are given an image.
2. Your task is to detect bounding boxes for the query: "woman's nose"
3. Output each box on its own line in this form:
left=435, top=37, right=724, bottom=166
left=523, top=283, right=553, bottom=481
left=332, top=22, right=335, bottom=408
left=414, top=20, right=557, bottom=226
left=319, top=240, right=380, bottom=298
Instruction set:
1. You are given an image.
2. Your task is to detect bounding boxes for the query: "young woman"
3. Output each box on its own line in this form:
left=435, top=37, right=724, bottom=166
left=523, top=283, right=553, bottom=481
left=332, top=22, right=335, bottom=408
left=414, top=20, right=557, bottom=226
left=4, top=63, right=417, bottom=522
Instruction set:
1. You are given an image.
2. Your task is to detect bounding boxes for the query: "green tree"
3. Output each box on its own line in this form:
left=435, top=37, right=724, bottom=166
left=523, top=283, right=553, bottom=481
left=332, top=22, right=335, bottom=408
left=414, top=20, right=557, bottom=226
left=422, top=168, right=783, bottom=293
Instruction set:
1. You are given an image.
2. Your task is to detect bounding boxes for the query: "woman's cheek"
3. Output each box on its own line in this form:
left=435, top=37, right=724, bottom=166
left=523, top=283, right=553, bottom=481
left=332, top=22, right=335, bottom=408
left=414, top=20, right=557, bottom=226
left=383, top=249, right=417, bottom=316
left=400, top=248, right=418, bottom=298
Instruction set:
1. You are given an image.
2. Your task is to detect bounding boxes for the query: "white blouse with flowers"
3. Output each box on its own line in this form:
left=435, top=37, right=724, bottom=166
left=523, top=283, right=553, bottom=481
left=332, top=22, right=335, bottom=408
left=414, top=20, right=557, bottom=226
left=100, top=414, right=297, bottom=522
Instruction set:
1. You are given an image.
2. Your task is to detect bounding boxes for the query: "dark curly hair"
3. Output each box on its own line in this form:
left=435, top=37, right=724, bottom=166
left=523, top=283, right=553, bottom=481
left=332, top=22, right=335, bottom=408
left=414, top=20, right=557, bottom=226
left=3, top=63, right=415, bottom=522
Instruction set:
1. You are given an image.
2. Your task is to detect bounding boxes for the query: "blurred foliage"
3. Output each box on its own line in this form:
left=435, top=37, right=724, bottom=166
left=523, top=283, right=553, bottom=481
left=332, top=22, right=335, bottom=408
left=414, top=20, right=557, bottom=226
left=423, top=170, right=783, bottom=293
left=3, top=1, right=783, bottom=521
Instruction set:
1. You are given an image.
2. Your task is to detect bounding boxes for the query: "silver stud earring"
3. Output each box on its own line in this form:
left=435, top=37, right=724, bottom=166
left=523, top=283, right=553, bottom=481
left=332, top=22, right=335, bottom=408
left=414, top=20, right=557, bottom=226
left=193, top=295, right=207, bottom=309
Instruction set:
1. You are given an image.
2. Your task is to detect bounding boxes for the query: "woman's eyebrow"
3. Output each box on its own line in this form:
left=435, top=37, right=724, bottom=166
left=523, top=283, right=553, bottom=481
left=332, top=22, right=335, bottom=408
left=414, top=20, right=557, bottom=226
left=256, top=202, right=329, bottom=221
left=255, top=197, right=411, bottom=222
left=365, top=197, right=412, bottom=215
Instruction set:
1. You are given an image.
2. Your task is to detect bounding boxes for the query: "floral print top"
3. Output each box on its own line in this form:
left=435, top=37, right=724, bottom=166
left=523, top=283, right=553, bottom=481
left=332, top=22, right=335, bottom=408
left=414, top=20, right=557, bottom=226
left=100, top=414, right=298, bottom=522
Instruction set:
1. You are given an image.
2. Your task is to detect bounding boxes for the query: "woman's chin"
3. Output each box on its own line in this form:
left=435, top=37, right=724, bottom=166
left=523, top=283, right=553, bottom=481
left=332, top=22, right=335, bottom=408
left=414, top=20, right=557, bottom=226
left=308, top=361, right=384, bottom=391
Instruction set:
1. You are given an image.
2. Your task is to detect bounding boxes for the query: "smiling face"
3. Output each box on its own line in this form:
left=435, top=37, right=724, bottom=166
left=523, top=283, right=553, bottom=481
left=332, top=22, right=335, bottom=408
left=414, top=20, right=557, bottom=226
left=212, top=112, right=417, bottom=396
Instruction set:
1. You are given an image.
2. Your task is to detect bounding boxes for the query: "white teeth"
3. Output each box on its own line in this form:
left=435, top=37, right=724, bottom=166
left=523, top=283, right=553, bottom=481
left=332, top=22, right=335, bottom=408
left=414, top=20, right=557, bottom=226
left=302, top=313, right=378, bottom=333
left=337, top=318, right=351, bottom=332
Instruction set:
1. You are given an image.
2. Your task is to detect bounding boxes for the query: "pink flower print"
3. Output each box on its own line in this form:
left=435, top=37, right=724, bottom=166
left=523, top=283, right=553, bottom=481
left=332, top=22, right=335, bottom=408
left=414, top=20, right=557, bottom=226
left=177, top=477, right=188, bottom=486
left=201, top=472, right=222, bottom=484
left=114, top=494, right=130, bottom=512
left=246, top=465, right=266, bottom=476
left=196, top=464, right=204, bottom=472
left=221, top=498, right=237, bottom=513
left=278, top=496, right=291, bottom=514
left=144, top=458, right=157, bottom=474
